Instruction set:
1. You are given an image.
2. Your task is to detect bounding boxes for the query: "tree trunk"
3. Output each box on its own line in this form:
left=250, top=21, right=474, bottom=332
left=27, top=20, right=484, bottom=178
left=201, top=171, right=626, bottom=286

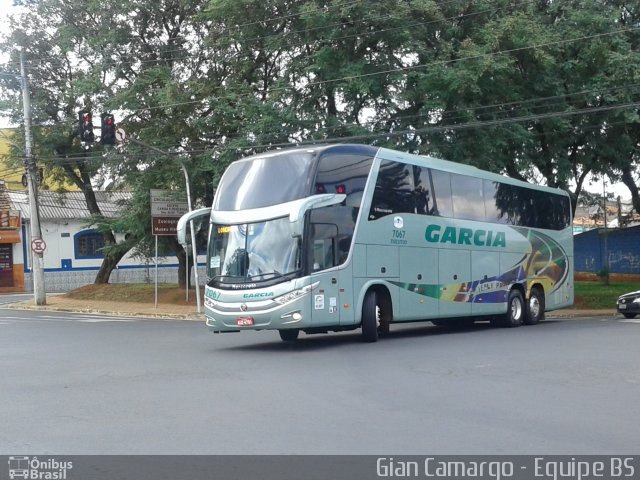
left=169, top=237, right=191, bottom=288
left=62, top=160, right=129, bottom=284
left=94, top=245, right=127, bottom=283
left=621, top=164, right=640, bottom=215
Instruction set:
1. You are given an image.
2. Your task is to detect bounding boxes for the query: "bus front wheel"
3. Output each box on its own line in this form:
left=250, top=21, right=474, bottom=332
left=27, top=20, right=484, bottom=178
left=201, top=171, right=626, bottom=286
left=361, top=291, right=379, bottom=343
left=279, top=329, right=299, bottom=342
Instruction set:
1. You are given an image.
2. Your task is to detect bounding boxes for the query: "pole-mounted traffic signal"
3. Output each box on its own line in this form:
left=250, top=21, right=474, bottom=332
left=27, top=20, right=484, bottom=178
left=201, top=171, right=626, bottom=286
left=100, top=113, right=116, bottom=145
left=78, top=111, right=94, bottom=142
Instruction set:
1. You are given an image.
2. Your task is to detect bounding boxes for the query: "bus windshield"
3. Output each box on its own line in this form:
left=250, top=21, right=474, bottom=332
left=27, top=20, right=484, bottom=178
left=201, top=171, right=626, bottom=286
left=207, top=217, right=301, bottom=287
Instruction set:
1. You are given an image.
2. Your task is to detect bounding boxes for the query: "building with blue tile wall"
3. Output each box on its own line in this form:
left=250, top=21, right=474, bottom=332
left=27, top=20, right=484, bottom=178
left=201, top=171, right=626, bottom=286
left=574, top=226, right=640, bottom=274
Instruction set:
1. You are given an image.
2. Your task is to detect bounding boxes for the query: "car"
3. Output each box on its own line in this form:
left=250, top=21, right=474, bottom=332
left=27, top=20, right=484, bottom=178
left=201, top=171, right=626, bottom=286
left=617, top=290, right=640, bottom=319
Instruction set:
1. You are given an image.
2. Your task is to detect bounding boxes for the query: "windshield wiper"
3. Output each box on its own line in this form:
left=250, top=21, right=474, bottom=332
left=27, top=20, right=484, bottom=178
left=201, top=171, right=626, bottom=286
left=249, top=271, right=283, bottom=281
left=208, top=275, right=246, bottom=285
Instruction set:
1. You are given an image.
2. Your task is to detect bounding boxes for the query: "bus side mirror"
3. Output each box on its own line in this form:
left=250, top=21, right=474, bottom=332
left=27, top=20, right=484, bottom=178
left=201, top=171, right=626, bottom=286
left=177, top=207, right=211, bottom=246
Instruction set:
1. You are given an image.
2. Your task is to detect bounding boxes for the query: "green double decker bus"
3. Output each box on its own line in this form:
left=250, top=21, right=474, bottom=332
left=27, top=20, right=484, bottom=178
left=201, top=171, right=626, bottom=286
left=178, top=144, right=573, bottom=342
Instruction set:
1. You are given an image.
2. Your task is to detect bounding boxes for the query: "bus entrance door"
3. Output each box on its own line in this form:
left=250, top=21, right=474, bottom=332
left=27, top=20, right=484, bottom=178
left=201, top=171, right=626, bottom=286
left=310, top=227, right=342, bottom=326
left=311, top=269, right=342, bottom=326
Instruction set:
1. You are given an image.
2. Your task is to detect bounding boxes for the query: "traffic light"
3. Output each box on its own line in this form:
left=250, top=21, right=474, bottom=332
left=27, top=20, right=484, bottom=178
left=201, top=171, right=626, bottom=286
left=100, top=113, right=116, bottom=145
left=78, top=111, right=94, bottom=142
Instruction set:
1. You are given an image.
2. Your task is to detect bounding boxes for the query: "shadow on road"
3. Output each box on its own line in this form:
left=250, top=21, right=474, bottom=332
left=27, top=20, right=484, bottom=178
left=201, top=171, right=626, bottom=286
left=213, top=318, right=560, bottom=353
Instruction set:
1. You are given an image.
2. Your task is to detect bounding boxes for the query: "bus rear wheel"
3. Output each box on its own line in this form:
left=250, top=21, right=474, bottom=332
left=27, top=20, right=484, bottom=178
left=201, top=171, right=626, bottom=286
left=361, top=290, right=379, bottom=343
left=279, top=329, right=299, bottom=342
left=525, top=286, right=545, bottom=325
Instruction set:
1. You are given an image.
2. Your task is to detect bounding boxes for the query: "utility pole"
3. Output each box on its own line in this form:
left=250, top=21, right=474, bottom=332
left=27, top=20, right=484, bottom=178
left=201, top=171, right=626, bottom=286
left=20, top=52, right=46, bottom=305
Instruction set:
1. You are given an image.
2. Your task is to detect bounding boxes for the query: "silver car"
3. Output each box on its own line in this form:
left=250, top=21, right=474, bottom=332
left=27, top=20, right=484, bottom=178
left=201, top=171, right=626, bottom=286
left=617, top=290, right=640, bottom=319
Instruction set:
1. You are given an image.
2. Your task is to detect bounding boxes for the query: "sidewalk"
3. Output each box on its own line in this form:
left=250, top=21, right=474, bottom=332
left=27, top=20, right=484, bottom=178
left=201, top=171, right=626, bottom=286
left=6, top=295, right=202, bottom=320
left=3, top=294, right=617, bottom=320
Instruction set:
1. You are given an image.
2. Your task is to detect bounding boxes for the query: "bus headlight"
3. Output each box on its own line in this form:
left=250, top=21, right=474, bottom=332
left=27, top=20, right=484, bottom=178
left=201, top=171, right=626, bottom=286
left=204, top=297, right=217, bottom=309
left=273, top=282, right=319, bottom=305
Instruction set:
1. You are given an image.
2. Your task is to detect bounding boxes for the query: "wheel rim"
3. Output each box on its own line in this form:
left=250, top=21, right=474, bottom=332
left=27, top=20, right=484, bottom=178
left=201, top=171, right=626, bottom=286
left=511, top=297, right=523, bottom=321
left=529, top=295, right=540, bottom=319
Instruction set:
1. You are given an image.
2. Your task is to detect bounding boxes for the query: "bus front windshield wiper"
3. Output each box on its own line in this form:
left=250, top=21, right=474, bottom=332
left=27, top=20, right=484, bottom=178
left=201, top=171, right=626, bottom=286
left=249, top=271, right=283, bottom=281
left=208, top=275, right=246, bottom=286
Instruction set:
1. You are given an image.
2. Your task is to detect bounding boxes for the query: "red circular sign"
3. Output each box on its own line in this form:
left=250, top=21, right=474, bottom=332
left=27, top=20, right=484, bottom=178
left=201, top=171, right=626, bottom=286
left=31, top=238, right=47, bottom=254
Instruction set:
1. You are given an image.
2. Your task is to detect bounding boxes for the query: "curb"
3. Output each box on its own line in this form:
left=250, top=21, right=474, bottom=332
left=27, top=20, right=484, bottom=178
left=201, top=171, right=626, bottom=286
left=3, top=302, right=202, bottom=321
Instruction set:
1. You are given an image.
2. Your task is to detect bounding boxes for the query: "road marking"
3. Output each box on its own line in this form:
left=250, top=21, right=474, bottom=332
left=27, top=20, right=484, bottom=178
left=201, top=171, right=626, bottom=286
left=620, top=319, right=640, bottom=324
left=0, top=315, right=140, bottom=323
left=76, top=317, right=139, bottom=323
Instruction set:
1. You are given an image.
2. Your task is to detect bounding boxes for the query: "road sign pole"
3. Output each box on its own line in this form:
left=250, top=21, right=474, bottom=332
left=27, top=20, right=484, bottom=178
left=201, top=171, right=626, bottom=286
left=139, top=137, right=202, bottom=314
left=155, top=235, right=158, bottom=309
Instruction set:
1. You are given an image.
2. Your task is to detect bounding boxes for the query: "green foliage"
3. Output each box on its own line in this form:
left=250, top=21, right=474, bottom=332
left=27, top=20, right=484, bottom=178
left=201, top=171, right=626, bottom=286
left=1, top=0, right=639, bottom=269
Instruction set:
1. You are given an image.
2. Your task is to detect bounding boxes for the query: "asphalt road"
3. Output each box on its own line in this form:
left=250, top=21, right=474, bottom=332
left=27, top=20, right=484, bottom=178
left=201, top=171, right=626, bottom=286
left=1, top=308, right=639, bottom=455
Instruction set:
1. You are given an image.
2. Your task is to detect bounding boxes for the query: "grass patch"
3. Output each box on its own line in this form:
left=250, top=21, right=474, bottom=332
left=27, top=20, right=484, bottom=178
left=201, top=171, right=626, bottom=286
left=64, top=283, right=197, bottom=305
left=574, top=281, right=639, bottom=309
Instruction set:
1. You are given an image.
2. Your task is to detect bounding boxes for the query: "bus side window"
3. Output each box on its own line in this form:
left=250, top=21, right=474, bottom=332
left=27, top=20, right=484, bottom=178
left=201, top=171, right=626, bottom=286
left=369, top=160, right=414, bottom=220
left=313, top=238, right=335, bottom=271
left=310, top=222, right=338, bottom=271
left=451, top=173, right=485, bottom=221
left=430, top=169, right=453, bottom=217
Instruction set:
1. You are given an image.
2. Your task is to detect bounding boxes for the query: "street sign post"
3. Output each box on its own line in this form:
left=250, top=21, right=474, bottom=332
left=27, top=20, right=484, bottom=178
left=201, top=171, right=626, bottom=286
left=150, top=190, right=189, bottom=307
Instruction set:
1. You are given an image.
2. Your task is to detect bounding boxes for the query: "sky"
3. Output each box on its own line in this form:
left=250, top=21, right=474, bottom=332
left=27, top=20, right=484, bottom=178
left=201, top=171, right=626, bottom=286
left=0, top=0, right=634, bottom=201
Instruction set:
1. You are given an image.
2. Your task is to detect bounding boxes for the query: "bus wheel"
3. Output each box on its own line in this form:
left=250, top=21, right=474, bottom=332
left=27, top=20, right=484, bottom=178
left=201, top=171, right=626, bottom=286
left=361, top=291, right=379, bottom=343
left=502, top=289, right=524, bottom=327
left=525, top=287, right=545, bottom=325
left=279, top=329, right=299, bottom=342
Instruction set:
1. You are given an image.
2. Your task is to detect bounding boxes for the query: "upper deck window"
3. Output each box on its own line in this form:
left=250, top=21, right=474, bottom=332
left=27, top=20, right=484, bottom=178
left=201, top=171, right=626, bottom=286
left=314, top=151, right=374, bottom=207
left=214, top=151, right=315, bottom=211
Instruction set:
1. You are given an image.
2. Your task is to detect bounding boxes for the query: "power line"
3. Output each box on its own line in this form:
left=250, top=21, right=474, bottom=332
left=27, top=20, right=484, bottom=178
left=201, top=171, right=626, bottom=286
left=2, top=99, right=637, bottom=169
left=3, top=78, right=639, bottom=162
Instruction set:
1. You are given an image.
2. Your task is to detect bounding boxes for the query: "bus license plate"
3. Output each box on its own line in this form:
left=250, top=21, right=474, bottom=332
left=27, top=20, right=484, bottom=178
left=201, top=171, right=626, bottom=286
left=236, top=317, right=255, bottom=326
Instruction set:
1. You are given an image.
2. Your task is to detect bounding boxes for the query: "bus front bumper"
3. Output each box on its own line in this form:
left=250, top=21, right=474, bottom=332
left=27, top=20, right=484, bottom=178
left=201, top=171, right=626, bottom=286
left=204, top=296, right=312, bottom=333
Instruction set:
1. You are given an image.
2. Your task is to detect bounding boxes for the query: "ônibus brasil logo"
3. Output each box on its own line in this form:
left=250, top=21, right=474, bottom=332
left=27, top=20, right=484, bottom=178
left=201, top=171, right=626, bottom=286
left=8, top=456, right=73, bottom=480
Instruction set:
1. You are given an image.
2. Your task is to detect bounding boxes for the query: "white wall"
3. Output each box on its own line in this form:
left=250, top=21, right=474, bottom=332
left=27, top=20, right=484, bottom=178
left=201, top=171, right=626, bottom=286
left=18, top=218, right=206, bottom=292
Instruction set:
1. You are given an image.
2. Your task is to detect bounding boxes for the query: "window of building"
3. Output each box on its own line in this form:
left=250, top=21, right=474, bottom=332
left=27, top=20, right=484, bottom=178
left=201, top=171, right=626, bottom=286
left=74, top=230, right=105, bottom=259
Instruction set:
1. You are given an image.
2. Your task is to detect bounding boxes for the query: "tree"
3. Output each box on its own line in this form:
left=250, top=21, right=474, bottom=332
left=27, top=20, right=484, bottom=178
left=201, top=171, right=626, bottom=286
left=0, top=0, right=212, bottom=284
left=2, top=0, right=639, bottom=275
